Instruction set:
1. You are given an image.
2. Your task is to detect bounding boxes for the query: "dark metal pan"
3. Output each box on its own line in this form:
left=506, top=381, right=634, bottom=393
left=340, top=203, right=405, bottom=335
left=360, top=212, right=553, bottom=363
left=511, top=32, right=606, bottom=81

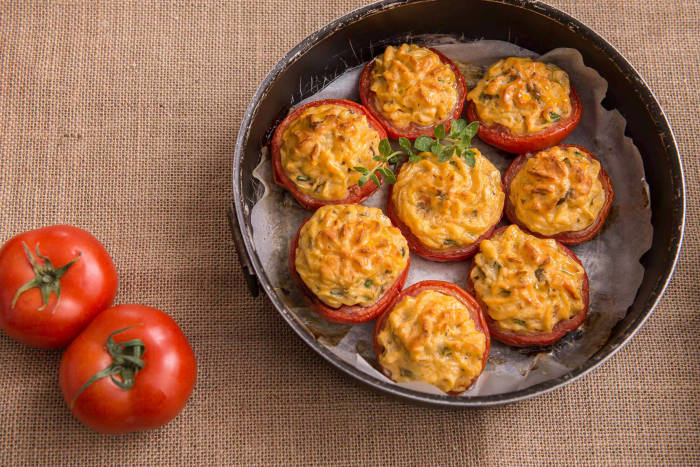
left=230, top=0, right=685, bottom=406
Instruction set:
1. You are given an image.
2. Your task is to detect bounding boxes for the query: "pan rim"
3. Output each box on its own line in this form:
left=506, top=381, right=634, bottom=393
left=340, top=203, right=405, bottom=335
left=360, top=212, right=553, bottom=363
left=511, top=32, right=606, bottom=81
left=232, top=0, right=685, bottom=406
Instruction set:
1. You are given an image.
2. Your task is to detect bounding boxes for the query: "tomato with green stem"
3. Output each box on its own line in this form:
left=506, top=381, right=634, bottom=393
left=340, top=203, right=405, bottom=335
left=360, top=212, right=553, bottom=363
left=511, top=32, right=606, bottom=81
left=59, top=304, right=197, bottom=434
left=0, top=225, right=117, bottom=348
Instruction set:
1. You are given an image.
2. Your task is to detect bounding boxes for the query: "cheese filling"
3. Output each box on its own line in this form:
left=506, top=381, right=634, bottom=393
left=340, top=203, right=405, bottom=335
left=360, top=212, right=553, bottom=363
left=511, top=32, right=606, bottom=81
left=509, top=146, right=606, bottom=236
left=376, top=289, right=487, bottom=393
left=391, top=151, right=504, bottom=250
left=467, top=57, right=572, bottom=136
left=370, top=44, right=458, bottom=129
left=280, top=104, right=381, bottom=201
left=295, top=204, right=409, bottom=308
left=470, top=225, right=585, bottom=333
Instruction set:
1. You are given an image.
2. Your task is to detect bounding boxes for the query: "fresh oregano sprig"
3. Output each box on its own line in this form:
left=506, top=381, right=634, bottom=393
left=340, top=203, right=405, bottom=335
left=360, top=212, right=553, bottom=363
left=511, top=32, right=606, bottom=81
left=413, top=119, right=479, bottom=166
left=353, top=119, right=479, bottom=186
left=354, top=139, right=401, bottom=187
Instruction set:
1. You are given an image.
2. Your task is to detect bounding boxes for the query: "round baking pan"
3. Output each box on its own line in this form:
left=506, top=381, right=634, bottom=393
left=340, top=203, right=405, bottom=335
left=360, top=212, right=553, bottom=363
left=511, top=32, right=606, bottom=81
left=230, top=0, right=685, bottom=406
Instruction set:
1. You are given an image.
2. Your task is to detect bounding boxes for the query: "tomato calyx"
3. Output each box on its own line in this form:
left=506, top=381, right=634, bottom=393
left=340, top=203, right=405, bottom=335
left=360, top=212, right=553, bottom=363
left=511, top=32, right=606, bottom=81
left=12, top=242, right=81, bottom=311
left=70, top=324, right=146, bottom=407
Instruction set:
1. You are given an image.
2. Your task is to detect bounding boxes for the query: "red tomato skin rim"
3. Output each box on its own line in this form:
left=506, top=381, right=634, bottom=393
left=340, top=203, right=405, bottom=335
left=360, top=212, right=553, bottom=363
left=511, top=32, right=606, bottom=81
left=359, top=47, right=467, bottom=141
left=385, top=162, right=504, bottom=262
left=503, top=144, right=615, bottom=245
left=466, top=86, right=582, bottom=154
left=372, top=280, right=491, bottom=396
left=465, top=225, right=590, bottom=347
left=270, top=98, right=388, bottom=211
left=288, top=217, right=410, bottom=324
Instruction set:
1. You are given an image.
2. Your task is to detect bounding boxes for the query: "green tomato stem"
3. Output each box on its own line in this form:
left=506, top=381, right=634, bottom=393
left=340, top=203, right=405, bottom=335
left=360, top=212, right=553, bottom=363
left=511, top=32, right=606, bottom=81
left=70, top=324, right=146, bottom=407
left=11, top=242, right=81, bottom=311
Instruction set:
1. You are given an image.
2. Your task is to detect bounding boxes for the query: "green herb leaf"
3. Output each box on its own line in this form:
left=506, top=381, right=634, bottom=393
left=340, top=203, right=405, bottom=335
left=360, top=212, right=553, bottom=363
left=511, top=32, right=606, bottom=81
left=434, top=124, right=445, bottom=140
left=378, top=166, right=396, bottom=184
left=462, top=149, right=476, bottom=167
left=438, top=146, right=453, bottom=162
left=378, top=139, right=392, bottom=157
left=414, top=136, right=432, bottom=152
left=296, top=175, right=311, bottom=182
left=364, top=279, right=374, bottom=288
left=358, top=175, right=368, bottom=186
left=398, top=137, right=413, bottom=154
left=464, top=121, right=479, bottom=139
left=408, top=154, right=421, bottom=163
left=549, top=112, right=561, bottom=121
left=450, top=118, right=467, bottom=135
left=387, top=152, right=402, bottom=165
left=353, top=166, right=368, bottom=175
left=443, top=239, right=458, bottom=246
left=430, top=142, right=442, bottom=155
left=369, top=173, right=380, bottom=187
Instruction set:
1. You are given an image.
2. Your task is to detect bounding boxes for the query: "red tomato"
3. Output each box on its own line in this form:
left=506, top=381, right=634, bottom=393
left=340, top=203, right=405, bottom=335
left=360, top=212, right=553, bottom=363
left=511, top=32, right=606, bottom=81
left=503, top=144, right=614, bottom=245
left=465, top=226, right=589, bottom=347
left=59, top=304, right=197, bottom=434
left=289, top=217, right=409, bottom=324
left=466, top=87, right=582, bottom=154
left=373, top=280, right=490, bottom=395
left=0, top=225, right=117, bottom=348
left=385, top=162, right=504, bottom=262
left=270, top=99, right=387, bottom=210
left=359, top=47, right=467, bottom=141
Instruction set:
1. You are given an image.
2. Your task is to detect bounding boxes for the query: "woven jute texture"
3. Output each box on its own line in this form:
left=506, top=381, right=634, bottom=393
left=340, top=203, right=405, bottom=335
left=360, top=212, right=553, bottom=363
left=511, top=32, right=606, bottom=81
left=1, top=0, right=698, bottom=465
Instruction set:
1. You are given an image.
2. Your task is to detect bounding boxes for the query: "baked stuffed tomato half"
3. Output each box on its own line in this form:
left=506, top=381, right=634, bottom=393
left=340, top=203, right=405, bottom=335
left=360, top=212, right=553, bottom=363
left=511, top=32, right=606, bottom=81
left=289, top=204, right=409, bottom=324
left=466, top=57, right=582, bottom=154
left=386, top=149, right=504, bottom=262
left=504, top=144, right=614, bottom=244
left=359, top=43, right=467, bottom=140
left=373, top=280, right=490, bottom=395
left=466, top=225, right=589, bottom=347
left=271, top=99, right=387, bottom=210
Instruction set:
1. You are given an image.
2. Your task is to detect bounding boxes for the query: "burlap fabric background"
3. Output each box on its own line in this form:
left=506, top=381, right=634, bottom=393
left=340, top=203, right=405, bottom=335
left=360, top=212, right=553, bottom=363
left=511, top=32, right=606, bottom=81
left=0, top=0, right=697, bottom=465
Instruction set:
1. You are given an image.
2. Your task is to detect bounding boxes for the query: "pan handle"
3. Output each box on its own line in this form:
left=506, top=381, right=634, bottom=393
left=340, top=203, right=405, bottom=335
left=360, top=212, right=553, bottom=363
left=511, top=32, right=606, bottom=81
left=227, top=201, right=260, bottom=297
